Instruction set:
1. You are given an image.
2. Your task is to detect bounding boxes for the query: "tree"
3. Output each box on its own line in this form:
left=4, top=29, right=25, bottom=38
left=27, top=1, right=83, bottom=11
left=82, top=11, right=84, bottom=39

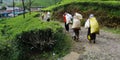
left=0, top=0, right=2, bottom=3
left=28, top=0, right=34, bottom=14
left=13, top=0, right=15, bottom=17
left=1, top=6, right=6, bottom=10
left=29, top=0, right=32, bottom=14
left=24, top=0, right=34, bottom=15
left=22, top=0, right=25, bottom=18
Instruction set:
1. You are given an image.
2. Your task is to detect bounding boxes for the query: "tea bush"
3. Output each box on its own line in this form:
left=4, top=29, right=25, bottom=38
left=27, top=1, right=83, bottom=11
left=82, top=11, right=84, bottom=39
left=43, top=1, right=120, bottom=28
left=0, top=12, right=72, bottom=60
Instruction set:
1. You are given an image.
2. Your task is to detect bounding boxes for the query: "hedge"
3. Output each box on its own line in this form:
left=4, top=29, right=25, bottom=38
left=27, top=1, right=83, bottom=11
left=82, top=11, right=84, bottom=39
left=0, top=12, right=71, bottom=60
left=43, top=1, right=120, bottom=28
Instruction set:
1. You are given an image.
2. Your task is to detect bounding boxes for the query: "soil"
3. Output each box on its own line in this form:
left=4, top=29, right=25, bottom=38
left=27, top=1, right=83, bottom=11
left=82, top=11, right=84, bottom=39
left=62, top=24, right=120, bottom=60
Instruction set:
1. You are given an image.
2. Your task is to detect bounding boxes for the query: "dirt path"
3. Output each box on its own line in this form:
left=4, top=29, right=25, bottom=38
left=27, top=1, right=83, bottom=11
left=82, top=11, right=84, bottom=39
left=62, top=24, right=120, bottom=60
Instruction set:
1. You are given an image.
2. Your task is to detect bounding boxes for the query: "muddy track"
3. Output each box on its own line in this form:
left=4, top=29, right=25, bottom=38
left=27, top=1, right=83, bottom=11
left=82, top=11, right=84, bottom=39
left=62, top=24, right=120, bottom=60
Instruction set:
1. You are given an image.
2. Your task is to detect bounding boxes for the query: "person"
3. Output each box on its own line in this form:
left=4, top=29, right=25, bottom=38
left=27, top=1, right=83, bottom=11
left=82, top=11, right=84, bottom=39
left=84, top=14, right=99, bottom=43
left=41, top=12, right=44, bottom=20
left=63, top=13, right=67, bottom=31
left=43, top=12, right=47, bottom=21
left=63, top=12, right=72, bottom=32
left=72, top=12, right=83, bottom=41
left=46, top=11, right=51, bottom=22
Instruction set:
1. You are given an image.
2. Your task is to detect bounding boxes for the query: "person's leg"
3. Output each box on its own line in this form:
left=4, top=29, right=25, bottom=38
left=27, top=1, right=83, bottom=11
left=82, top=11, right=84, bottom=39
left=87, top=28, right=91, bottom=43
left=67, top=24, right=69, bottom=31
left=65, top=22, right=67, bottom=31
left=48, top=18, right=50, bottom=21
left=66, top=24, right=69, bottom=32
left=74, top=29, right=79, bottom=41
left=93, top=33, right=96, bottom=43
left=90, top=33, right=96, bottom=43
left=73, top=29, right=76, bottom=40
left=76, top=29, right=79, bottom=40
left=47, top=18, right=50, bottom=22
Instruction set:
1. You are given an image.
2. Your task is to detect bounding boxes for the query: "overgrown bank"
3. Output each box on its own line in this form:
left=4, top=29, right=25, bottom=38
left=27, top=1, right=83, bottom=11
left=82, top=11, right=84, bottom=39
left=0, top=12, right=72, bottom=60
left=43, top=1, right=120, bottom=28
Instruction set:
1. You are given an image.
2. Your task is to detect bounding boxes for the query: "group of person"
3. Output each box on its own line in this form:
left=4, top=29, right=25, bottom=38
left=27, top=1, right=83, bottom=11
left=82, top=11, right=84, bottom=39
left=63, top=12, right=99, bottom=43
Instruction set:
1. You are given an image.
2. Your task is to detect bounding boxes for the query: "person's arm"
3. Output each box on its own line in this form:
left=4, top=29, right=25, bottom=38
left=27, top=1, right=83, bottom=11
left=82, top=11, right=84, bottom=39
left=84, top=19, right=90, bottom=29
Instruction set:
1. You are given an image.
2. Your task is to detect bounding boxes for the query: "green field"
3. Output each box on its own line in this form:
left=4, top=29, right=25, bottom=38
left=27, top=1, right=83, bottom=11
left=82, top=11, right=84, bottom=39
left=11, top=0, right=62, bottom=7
left=43, top=0, right=120, bottom=28
left=42, top=0, right=120, bottom=34
left=0, top=12, right=72, bottom=60
left=1, top=0, right=61, bottom=7
left=32, top=0, right=61, bottom=7
left=0, top=0, right=120, bottom=60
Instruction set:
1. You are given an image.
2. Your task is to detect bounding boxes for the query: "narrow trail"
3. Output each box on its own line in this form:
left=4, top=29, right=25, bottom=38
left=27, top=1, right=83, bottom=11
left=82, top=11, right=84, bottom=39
left=62, top=24, right=120, bottom=60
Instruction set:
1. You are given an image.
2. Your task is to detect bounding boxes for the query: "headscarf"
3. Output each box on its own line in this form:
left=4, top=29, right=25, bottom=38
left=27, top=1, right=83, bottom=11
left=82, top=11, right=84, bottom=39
left=89, top=14, right=94, bottom=18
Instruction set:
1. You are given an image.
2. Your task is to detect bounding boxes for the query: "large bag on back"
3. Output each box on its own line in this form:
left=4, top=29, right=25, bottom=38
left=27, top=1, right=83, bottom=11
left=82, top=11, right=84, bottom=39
left=90, top=17, right=99, bottom=34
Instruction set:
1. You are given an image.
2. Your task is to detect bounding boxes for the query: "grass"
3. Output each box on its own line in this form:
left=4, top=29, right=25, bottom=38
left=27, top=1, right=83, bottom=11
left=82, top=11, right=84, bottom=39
left=32, top=0, right=61, bottom=7
left=103, top=27, right=120, bottom=34
left=43, top=1, right=120, bottom=10
left=14, top=0, right=61, bottom=7
left=42, top=0, right=120, bottom=29
left=0, top=12, right=72, bottom=60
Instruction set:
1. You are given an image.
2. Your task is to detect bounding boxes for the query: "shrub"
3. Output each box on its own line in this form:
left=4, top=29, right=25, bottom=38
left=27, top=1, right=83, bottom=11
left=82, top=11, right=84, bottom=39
left=0, top=12, right=72, bottom=60
left=43, top=1, right=120, bottom=28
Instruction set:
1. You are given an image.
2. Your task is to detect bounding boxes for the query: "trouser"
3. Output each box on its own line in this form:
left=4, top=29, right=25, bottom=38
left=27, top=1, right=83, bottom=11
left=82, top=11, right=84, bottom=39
left=47, top=18, right=50, bottom=22
left=87, top=28, right=96, bottom=43
left=65, top=22, right=69, bottom=31
left=73, top=28, right=80, bottom=40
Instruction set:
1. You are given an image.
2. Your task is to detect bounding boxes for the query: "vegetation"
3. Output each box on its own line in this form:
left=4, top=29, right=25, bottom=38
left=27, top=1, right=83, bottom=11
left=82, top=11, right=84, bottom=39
left=0, top=0, right=120, bottom=60
left=2, top=0, right=62, bottom=7
left=0, top=12, right=72, bottom=60
left=31, top=0, right=61, bottom=7
left=103, top=27, right=120, bottom=34
left=43, top=1, right=120, bottom=28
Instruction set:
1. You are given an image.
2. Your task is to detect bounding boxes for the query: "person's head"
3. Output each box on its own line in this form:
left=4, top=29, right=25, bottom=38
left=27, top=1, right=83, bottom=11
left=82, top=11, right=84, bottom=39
left=47, top=11, right=50, bottom=14
left=89, top=14, right=94, bottom=18
left=65, top=12, right=67, bottom=14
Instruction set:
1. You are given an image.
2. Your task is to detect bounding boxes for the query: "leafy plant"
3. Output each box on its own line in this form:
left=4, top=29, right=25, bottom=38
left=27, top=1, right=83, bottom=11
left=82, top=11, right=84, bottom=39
left=43, top=1, right=120, bottom=28
left=0, top=12, right=72, bottom=60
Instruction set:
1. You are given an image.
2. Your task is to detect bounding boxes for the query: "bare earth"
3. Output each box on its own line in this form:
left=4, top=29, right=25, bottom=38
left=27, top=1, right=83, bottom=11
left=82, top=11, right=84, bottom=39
left=62, top=24, right=120, bottom=60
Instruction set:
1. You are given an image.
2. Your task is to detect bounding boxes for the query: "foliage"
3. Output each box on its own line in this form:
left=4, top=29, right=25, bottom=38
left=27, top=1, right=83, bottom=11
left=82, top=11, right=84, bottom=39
left=4, top=0, right=62, bottom=7
left=0, top=6, right=7, bottom=10
left=0, top=12, right=72, bottom=60
left=32, top=0, right=62, bottom=7
left=103, top=27, right=120, bottom=34
left=43, top=1, right=120, bottom=28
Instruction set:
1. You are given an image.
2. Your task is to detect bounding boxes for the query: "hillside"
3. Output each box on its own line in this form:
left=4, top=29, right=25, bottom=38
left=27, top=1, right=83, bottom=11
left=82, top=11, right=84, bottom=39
left=43, top=1, right=120, bottom=28
left=32, top=0, right=61, bottom=7
left=61, top=0, right=119, bottom=2
left=2, top=0, right=62, bottom=7
left=0, top=12, right=72, bottom=60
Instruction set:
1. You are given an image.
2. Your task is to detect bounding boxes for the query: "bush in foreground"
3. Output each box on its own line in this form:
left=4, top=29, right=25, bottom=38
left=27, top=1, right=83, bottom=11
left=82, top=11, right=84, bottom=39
left=0, top=12, right=72, bottom=60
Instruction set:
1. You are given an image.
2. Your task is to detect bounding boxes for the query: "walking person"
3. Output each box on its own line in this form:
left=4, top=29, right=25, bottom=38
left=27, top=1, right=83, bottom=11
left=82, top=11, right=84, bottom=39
left=43, top=12, right=47, bottom=21
left=72, top=12, right=83, bottom=41
left=63, top=12, right=72, bottom=32
left=41, top=12, right=44, bottom=20
left=63, top=13, right=67, bottom=31
left=46, top=11, right=51, bottom=22
left=84, top=14, right=99, bottom=43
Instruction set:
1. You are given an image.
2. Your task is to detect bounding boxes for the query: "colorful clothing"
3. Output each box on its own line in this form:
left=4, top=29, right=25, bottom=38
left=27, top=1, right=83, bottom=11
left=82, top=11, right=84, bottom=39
left=72, top=13, right=82, bottom=41
left=85, top=16, right=99, bottom=43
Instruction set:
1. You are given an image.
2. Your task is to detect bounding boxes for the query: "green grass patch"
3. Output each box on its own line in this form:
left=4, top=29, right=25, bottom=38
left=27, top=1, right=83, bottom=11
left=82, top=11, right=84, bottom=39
left=43, top=1, right=120, bottom=28
left=103, top=27, right=120, bottom=34
left=0, top=12, right=72, bottom=60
